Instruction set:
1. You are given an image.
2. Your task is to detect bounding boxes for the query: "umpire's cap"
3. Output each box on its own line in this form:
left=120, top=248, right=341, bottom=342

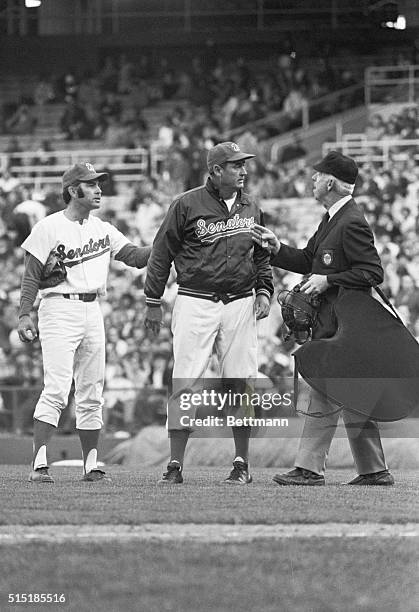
left=62, top=162, right=108, bottom=190
left=313, top=150, right=358, bottom=184
left=207, top=142, right=255, bottom=173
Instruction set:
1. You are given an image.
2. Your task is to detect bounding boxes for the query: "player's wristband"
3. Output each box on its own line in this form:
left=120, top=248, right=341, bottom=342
left=145, top=297, right=162, bottom=307
left=256, top=289, right=272, bottom=301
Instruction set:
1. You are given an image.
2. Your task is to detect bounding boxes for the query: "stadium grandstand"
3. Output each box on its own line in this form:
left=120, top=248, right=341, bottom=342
left=0, top=0, right=419, bottom=439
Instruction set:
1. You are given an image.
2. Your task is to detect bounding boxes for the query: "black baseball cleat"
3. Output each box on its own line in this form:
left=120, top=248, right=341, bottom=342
left=158, top=461, right=183, bottom=484
left=28, top=466, right=54, bottom=483
left=346, top=470, right=395, bottom=486
left=82, top=469, right=110, bottom=482
left=224, top=460, right=253, bottom=484
left=273, top=467, right=325, bottom=486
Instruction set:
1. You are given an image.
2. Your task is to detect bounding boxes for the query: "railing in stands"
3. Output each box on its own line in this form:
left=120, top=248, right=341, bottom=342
left=267, top=105, right=368, bottom=166
left=0, top=147, right=155, bottom=184
left=365, top=64, right=419, bottom=105
left=222, top=83, right=365, bottom=141
left=1, top=2, right=387, bottom=36
left=227, top=64, right=418, bottom=167
left=322, top=137, right=419, bottom=166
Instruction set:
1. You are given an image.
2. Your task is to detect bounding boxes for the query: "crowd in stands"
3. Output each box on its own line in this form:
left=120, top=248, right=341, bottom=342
left=0, top=61, right=418, bottom=433
left=365, top=106, right=419, bottom=142
left=2, top=46, right=416, bottom=153
left=1, top=52, right=362, bottom=155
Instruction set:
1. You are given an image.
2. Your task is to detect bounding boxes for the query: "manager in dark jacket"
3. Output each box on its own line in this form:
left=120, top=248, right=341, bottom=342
left=144, top=141, right=274, bottom=486
left=252, top=150, right=394, bottom=486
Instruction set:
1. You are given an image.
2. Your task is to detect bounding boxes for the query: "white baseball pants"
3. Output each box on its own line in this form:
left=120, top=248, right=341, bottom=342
left=34, top=296, right=105, bottom=429
left=169, top=294, right=258, bottom=430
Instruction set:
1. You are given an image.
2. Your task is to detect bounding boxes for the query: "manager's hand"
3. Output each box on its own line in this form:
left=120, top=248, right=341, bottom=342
left=251, top=224, right=281, bottom=255
left=254, top=294, right=271, bottom=320
left=144, top=305, right=163, bottom=337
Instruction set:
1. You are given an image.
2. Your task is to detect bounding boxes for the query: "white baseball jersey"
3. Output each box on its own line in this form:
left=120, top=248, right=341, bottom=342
left=21, top=211, right=130, bottom=296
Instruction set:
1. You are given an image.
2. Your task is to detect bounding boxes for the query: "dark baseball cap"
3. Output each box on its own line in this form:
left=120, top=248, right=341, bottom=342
left=62, top=162, right=108, bottom=190
left=207, top=141, right=255, bottom=172
left=313, top=150, right=358, bottom=184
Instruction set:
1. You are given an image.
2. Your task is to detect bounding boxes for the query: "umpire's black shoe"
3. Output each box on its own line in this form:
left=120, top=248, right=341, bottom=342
left=82, top=469, right=109, bottom=482
left=347, top=470, right=394, bottom=486
left=159, top=461, right=183, bottom=484
left=28, top=466, right=54, bottom=483
left=224, top=460, right=253, bottom=484
left=273, top=467, right=325, bottom=486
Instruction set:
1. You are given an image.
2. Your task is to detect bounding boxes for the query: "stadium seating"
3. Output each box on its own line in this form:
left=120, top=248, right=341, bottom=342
left=1, top=63, right=419, bottom=434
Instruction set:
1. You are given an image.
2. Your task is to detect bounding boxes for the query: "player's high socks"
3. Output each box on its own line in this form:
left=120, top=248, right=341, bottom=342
left=232, top=425, right=251, bottom=463
left=168, top=429, right=190, bottom=465
left=28, top=418, right=56, bottom=483
left=158, top=430, right=189, bottom=483
left=78, top=428, right=109, bottom=481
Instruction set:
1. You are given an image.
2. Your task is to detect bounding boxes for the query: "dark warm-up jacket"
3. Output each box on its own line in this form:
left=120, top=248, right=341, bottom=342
left=145, top=178, right=274, bottom=305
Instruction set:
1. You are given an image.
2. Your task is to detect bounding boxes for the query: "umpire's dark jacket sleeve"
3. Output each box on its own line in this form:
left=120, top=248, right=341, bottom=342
left=271, top=200, right=383, bottom=289
left=271, top=232, right=316, bottom=275
left=271, top=200, right=383, bottom=340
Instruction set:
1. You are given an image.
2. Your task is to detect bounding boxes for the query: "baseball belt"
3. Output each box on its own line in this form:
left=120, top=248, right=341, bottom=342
left=178, top=287, right=253, bottom=304
left=62, top=293, right=97, bottom=302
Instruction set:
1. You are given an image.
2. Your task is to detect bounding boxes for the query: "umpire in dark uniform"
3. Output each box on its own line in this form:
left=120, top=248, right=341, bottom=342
left=252, top=150, right=394, bottom=486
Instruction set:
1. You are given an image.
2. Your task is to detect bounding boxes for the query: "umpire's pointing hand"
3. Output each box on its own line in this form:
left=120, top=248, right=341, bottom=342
left=251, top=224, right=281, bottom=255
left=144, top=305, right=163, bottom=337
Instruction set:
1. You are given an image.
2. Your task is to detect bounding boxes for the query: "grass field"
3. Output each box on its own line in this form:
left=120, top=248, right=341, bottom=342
left=1, top=465, right=418, bottom=612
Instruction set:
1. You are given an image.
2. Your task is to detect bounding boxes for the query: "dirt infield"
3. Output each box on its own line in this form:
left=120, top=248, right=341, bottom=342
left=1, top=523, right=418, bottom=543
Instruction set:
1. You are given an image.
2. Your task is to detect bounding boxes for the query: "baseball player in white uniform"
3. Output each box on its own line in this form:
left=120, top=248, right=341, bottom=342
left=18, top=162, right=151, bottom=483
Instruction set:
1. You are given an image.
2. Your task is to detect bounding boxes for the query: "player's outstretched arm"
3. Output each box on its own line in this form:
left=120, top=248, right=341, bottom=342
left=114, top=244, right=152, bottom=268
